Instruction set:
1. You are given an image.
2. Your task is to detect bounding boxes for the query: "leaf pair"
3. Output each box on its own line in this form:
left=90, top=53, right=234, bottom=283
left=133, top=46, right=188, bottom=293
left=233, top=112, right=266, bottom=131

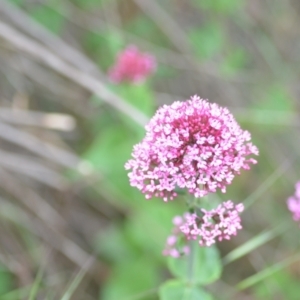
left=160, top=243, right=221, bottom=300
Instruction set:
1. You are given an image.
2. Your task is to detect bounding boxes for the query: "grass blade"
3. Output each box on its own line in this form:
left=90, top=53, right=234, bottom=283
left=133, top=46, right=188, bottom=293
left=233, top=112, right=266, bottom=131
left=28, top=261, right=45, bottom=300
left=61, top=256, right=95, bottom=300
left=222, top=221, right=290, bottom=265
left=236, top=253, right=300, bottom=290
left=243, top=159, right=290, bottom=209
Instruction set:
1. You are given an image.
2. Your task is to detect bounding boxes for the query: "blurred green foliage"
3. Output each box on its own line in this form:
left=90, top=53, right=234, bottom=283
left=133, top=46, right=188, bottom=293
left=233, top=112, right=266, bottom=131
left=255, top=270, right=300, bottom=300
left=70, top=0, right=110, bottom=10
left=189, top=23, right=224, bottom=60
left=8, top=0, right=23, bottom=6
left=84, top=29, right=124, bottom=69
left=126, top=16, right=170, bottom=48
left=191, top=0, right=243, bottom=14
left=101, top=257, right=158, bottom=300
left=256, top=85, right=294, bottom=112
left=220, top=48, right=248, bottom=76
left=30, top=5, right=64, bottom=34
left=167, top=244, right=221, bottom=285
left=0, top=267, right=12, bottom=295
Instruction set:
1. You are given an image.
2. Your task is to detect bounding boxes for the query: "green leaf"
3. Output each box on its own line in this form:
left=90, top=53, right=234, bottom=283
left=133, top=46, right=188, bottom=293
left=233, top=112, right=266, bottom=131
left=189, top=24, right=223, bottom=60
left=30, top=6, right=64, bottom=35
left=159, top=280, right=214, bottom=300
left=167, top=243, right=222, bottom=285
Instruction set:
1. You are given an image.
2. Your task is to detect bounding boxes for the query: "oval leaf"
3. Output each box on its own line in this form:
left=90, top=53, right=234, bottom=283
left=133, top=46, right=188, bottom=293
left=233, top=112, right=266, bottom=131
left=167, top=242, right=222, bottom=285
left=159, top=279, right=214, bottom=300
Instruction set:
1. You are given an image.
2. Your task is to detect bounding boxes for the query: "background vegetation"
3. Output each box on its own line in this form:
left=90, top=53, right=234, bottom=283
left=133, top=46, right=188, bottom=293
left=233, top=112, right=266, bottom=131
left=0, top=0, right=300, bottom=299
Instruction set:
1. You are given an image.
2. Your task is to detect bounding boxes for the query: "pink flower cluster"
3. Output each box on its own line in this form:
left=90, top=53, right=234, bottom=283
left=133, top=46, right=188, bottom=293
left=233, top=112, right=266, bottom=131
left=287, top=181, right=300, bottom=223
left=125, top=95, right=258, bottom=201
left=163, top=201, right=244, bottom=257
left=162, top=219, right=190, bottom=258
left=108, top=45, right=156, bottom=84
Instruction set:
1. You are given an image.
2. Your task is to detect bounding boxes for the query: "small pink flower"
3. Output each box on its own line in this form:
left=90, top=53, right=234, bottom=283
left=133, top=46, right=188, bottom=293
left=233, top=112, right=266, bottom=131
left=162, top=201, right=244, bottom=256
left=287, top=181, right=300, bottom=223
left=108, top=45, right=156, bottom=84
left=162, top=216, right=191, bottom=257
left=125, top=95, right=258, bottom=201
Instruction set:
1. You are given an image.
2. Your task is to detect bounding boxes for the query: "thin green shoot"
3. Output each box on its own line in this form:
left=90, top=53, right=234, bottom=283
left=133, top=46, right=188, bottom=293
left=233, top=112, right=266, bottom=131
left=223, top=221, right=290, bottom=265
left=236, top=253, right=300, bottom=290
left=28, top=259, right=45, bottom=300
left=243, top=159, right=290, bottom=209
left=60, top=256, right=95, bottom=300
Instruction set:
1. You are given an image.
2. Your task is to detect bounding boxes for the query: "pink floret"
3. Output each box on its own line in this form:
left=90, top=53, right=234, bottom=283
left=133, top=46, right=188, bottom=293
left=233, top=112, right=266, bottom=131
left=125, top=95, right=258, bottom=201
left=162, top=201, right=244, bottom=256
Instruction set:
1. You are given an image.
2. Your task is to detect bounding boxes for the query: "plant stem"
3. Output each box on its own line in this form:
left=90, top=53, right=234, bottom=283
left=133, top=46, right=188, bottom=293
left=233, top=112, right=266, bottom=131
left=187, top=240, right=196, bottom=284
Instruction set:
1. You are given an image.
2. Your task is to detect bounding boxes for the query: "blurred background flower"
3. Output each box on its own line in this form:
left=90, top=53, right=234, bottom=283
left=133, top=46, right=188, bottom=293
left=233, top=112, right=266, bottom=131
left=287, top=181, right=300, bottom=223
left=108, top=45, right=156, bottom=84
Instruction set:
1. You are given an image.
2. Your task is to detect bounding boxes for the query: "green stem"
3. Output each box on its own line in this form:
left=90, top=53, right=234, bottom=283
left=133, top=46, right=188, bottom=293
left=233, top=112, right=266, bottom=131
left=187, top=240, right=196, bottom=284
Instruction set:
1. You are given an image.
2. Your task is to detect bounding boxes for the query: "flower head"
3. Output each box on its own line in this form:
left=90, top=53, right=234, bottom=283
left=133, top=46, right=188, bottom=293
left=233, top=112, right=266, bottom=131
left=162, top=234, right=190, bottom=258
left=108, top=45, right=156, bottom=84
left=125, top=95, right=258, bottom=201
left=163, top=201, right=244, bottom=256
left=287, top=181, right=300, bottom=223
